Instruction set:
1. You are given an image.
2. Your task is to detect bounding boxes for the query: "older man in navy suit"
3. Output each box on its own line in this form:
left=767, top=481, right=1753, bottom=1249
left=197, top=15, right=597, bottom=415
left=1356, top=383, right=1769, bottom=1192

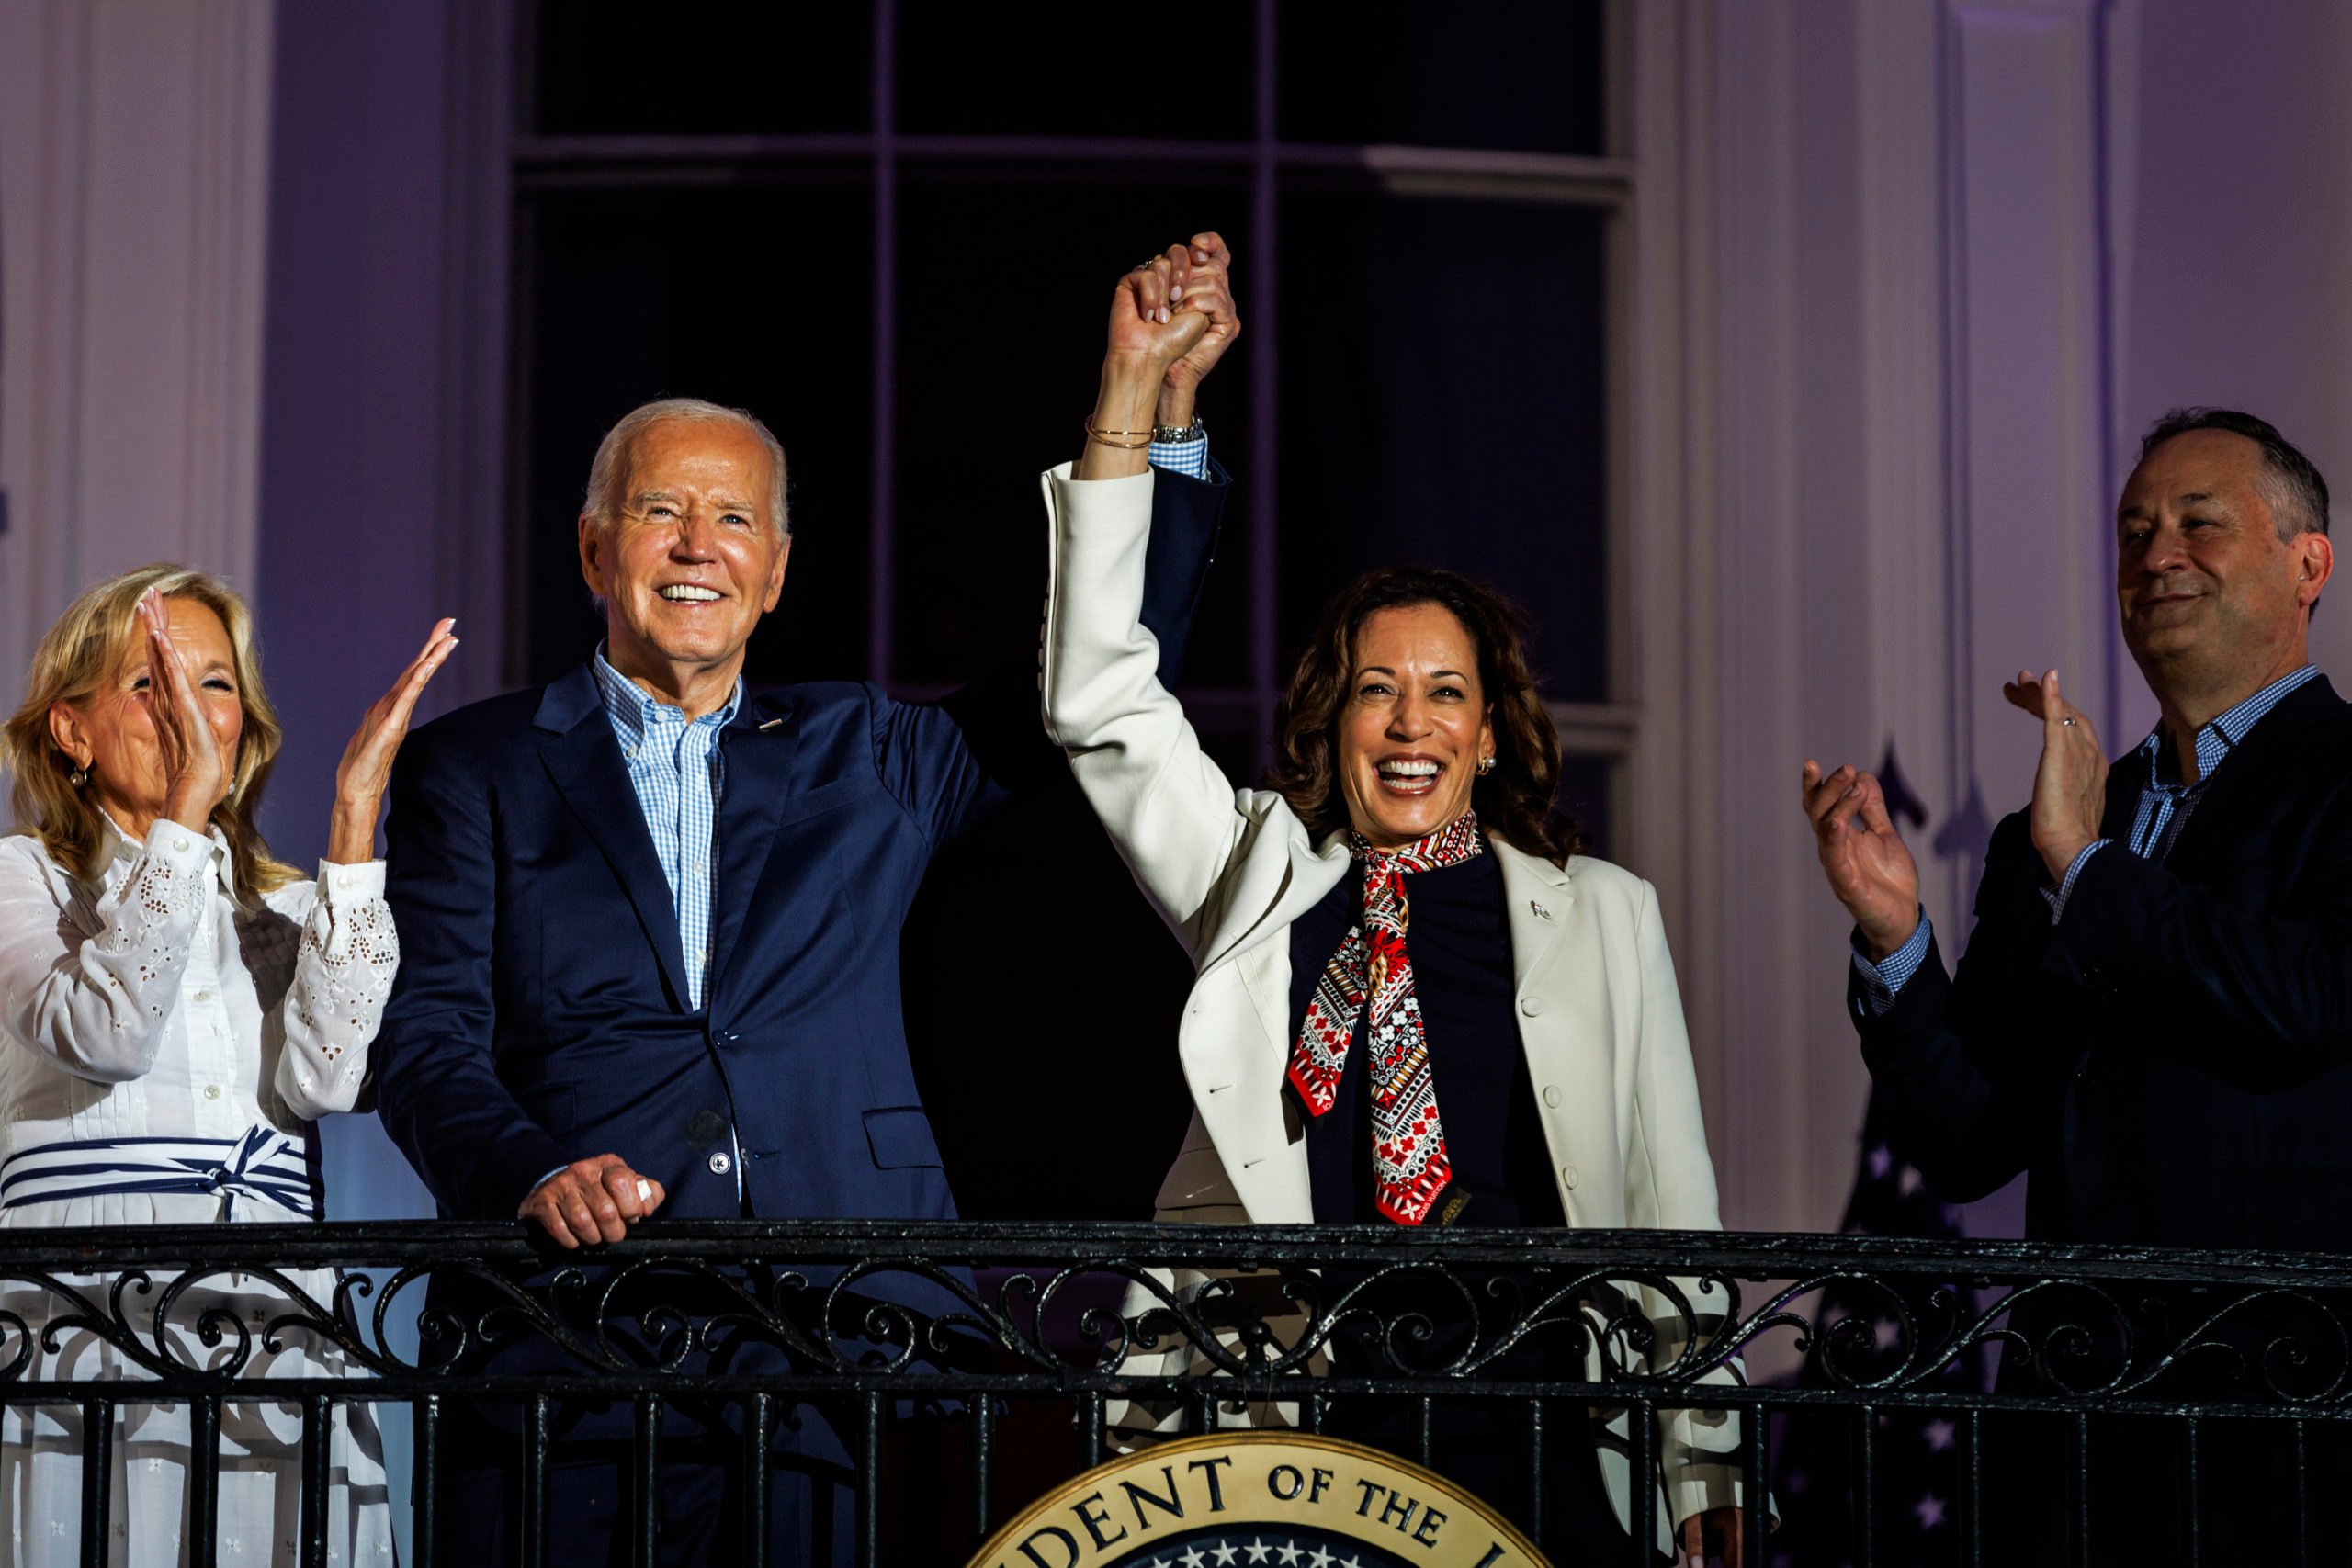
left=374, top=237, right=1239, bottom=1564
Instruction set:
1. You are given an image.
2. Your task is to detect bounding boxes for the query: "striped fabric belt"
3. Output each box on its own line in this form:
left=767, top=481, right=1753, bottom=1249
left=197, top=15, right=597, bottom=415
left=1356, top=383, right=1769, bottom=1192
left=0, top=1125, right=315, bottom=1219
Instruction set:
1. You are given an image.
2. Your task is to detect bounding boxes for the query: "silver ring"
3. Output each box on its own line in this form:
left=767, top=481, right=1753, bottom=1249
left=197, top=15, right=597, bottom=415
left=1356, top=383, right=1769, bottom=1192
left=2062, top=717, right=2076, bottom=727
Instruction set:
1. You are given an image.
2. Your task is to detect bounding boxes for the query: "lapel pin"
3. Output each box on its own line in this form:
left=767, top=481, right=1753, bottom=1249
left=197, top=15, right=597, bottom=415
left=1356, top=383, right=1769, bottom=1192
left=1531, top=900, right=1552, bottom=920
left=757, top=717, right=784, bottom=732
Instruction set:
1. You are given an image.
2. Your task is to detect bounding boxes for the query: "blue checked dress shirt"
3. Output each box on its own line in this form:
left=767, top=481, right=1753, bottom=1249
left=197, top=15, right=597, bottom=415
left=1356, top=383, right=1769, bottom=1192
left=591, top=650, right=739, bottom=1010
left=1856, top=662, right=2324, bottom=1013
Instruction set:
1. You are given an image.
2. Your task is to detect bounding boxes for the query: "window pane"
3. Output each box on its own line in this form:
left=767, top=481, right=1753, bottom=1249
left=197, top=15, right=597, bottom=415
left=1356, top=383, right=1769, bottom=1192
left=532, top=2, right=870, bottom=135
left=891, top=166, right=1255, bottom=688
left=897, top=8, right=1255, bottom=140
left=1275, top=184, right=1610, bottom=702
left=516, top=182, right=875, bottom=688
left=1279, top=2, right=1606, bottom=154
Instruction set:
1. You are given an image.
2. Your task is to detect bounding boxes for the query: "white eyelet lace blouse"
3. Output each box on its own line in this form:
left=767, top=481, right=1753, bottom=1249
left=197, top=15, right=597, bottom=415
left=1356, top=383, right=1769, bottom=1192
left=0, top=817, right=397, bottom=1197
left=0, top=817, right=400, bottom=1565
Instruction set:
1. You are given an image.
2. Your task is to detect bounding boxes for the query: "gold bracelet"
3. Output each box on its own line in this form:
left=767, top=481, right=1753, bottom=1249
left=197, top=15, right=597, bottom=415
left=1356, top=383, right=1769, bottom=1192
left=1083, top=420, right=1152, bottom=450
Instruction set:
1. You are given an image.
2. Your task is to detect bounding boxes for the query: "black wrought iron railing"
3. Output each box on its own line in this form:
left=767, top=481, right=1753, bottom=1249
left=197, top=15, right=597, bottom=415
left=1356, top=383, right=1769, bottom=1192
left=0, top=1221, right=2346, bottom=1568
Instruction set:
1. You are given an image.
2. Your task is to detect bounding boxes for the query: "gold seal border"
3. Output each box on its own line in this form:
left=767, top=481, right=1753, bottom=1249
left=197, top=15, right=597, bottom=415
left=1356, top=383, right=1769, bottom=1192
left=963, top=1430, right=1554, bottom=1568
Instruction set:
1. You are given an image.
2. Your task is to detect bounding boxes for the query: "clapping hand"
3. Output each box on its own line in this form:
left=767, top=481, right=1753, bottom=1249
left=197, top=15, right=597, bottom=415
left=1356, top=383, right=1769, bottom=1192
left=2001, top=667, right=2108, bottom=882
left=138, top=587, right=232, bottom=834
left=1800, top=756, right=1922, bottom=961
left=326, top=618, right=459, bottom=865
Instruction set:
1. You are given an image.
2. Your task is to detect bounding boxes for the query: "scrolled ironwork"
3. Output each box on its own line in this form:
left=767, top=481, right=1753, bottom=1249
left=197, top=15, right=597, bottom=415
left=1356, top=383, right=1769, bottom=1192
left=0, top=1221, right=2341, bottom=1421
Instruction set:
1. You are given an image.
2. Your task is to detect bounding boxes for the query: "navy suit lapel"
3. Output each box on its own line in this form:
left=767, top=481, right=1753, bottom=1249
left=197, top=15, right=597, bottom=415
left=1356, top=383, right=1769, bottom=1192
left=535, top=667, right=695, bottom=1009
left=2162, top=676, right=2338, bottom=883
left=706, top=690, right=798, bottom=1007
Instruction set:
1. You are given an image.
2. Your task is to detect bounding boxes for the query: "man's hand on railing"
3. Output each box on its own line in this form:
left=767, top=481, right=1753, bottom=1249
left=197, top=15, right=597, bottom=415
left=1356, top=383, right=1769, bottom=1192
left=519, top=1153, right=667, bottom=1248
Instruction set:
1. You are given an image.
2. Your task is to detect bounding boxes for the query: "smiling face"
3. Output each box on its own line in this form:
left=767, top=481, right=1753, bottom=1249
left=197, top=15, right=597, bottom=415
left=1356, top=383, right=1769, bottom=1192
left=580, top=417, right=788, bottom=714
left=2115, top=428, right=2329, bottom=703
left=48, top=596, right=243, bottom=836
left=1333, top=603, right=1496, bottom=850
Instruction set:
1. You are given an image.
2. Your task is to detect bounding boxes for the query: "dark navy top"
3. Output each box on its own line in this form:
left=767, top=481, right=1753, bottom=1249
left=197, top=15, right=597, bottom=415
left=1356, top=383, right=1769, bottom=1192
left=1287, top=841, right=1566, bottom=1228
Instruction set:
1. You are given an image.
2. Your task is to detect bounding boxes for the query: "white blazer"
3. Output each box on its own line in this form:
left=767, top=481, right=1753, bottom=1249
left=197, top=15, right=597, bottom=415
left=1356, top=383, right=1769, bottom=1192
left=1038, top=463, right=1752, bottom=1544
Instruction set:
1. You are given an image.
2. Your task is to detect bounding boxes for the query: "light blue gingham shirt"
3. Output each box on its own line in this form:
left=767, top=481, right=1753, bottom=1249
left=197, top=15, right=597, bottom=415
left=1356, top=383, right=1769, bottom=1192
left=591, top=649, right=740, bottom=1011
left=1856, top=662, right=2323, bottom=1012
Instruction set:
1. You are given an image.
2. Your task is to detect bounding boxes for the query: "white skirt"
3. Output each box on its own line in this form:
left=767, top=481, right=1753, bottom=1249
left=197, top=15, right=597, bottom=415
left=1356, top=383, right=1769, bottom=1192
left=0, top=1190, right=393, bottom=1568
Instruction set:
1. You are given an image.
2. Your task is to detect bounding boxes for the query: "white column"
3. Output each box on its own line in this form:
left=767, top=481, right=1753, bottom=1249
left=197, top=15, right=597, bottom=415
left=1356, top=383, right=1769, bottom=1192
left=1635, top=0, right=2120, bottom=1252
left=0, top=0, right=276, bottom=723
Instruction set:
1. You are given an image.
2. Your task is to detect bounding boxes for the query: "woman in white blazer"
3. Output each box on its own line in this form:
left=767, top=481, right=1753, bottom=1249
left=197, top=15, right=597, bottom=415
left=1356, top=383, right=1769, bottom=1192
left=1038, top=256, right=1753, bottom=1562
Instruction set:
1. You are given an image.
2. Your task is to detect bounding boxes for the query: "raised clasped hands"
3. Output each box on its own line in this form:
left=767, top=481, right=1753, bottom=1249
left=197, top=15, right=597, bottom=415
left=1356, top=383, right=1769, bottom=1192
left=2000, top=666, right=2108, bottom=882
left=1082, top=231, right=1240, bottom=479
left=136, top=587, right=232, bottom=834
left=326, top=618, right=461, bottom=865
left=1800, top=755, right=1922, bottom=962
left=1128, top=231, right=1241, bottom=429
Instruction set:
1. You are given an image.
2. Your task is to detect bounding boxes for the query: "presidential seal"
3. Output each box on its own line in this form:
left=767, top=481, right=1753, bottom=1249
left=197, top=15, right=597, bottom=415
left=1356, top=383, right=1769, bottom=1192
left=967, top=1433, right=1552, bottom=1568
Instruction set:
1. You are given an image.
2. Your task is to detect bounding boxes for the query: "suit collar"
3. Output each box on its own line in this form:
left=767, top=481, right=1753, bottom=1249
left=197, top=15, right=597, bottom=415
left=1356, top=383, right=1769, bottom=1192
left=533, top=664, right=605, bottom=733
left=2144, top=672, right=2341, bottom=880
left=535, top=662, right=694, bottom=1007
left=1493, top=841, right=1577, bottom=997
left=703, top=688, right=800, bottom=1004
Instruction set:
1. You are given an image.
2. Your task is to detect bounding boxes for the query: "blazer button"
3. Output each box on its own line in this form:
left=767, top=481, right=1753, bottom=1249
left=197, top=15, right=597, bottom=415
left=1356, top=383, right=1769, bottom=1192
left=1521, top=996, right=1547, bottom=1017
left=1542, top=1085, right=1563, bottom=1109
left=707, top=1151, right=732, bottom=1176
left=1559, top=1165, right=1580, bottom=1190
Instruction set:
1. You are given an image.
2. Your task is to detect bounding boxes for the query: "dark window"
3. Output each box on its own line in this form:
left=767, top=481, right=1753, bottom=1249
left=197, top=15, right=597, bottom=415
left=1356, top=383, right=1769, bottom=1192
left=890, top=166, right=1255, bottom=687
left=896, top=6, right=1257, bottom=141
left=532, top=3, right=872, bottom=136
left=1275, top=184, right=1610, bottom=701
left=517, top=182, right=875, bottom=685
left=1278, top=3, right=1607, bottom=154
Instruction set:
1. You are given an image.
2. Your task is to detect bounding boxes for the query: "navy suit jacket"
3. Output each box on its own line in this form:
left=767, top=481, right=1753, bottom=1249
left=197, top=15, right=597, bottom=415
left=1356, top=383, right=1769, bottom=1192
left=375, top=465, right=1227, bottom=1225
left=1852, top=674, right=2352, bottom=1251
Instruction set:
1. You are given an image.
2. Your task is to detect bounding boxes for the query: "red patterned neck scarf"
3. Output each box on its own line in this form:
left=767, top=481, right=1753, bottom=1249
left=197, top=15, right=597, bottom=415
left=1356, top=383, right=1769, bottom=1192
left=1287, top=810, right=1483, bottom=1225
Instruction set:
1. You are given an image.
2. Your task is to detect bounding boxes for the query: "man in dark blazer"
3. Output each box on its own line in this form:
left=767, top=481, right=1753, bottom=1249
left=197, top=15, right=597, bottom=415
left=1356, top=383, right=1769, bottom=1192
left=1802, top=407, right=2346, bottom=1562
left=373, top=239, right=1238, bottom=1563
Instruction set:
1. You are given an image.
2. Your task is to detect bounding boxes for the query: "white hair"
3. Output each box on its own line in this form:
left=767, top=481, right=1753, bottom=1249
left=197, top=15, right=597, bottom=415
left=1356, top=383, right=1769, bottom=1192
left=580, top=397, right=790, bottom=540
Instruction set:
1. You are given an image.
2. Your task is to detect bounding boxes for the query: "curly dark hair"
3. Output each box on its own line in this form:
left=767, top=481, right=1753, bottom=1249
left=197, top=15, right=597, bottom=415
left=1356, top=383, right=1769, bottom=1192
left=1267, top=566, right=1581, bottom=865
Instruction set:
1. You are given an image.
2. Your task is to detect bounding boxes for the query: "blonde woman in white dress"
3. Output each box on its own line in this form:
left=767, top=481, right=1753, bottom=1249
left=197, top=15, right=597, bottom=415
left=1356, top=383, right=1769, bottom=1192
left=0, top=565, right=455, bottom=1566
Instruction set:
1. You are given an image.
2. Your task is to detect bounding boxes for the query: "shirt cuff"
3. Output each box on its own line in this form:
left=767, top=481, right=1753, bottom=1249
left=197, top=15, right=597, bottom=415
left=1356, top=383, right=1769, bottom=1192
left=2038, top=840, right=2109, bottom=925
left=141, top=818, right=219, bottom=870
left=1851, top=916, right=1932, bottom=1017
left=314, top=858, right=387, bottom=905
left=1146, top=432, right=1209, bottom=480
left=522, top=1166, right=568, bottom=1211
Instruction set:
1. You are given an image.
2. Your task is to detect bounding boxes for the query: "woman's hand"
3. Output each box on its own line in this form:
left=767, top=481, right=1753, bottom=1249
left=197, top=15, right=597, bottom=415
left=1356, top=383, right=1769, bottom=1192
left=139, top=588, right=231, bottom=834
left=327, top=618, right=458, bottom=864
left=1078, top=246, right=1216, bottom=479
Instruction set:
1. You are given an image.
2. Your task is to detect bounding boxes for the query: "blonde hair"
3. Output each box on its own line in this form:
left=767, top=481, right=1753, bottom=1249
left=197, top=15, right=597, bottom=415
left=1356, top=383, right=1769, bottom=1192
left=4, top=564, right=301, bottom=895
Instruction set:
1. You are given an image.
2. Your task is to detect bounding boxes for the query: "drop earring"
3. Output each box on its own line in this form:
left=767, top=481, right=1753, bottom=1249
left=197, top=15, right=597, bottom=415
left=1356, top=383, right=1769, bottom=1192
left=1476, top=754, right=1496, bottom=775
